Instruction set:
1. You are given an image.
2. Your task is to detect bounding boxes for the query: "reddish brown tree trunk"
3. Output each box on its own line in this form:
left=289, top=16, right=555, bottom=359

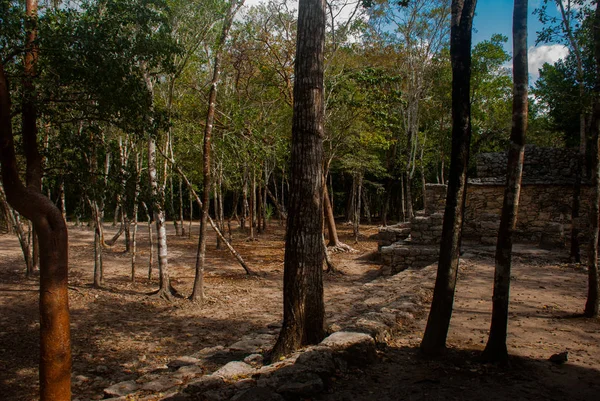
left=1, top=62, right=71, bottom=400
left=271, top=0, right=326, bottom=360
left=483, top=0, right=528, bottom=362
left=421, top=0, right=477, bottom=357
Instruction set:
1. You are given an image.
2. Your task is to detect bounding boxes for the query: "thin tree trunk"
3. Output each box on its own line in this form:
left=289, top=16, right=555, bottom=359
left=165, top=157, right=253, bottom=274
left=483, top=0, right=527, bottom=362
left=400, top=174, right=406, bottom=222
left=271, top=0, right=327, bottom=360
left=142, top=202, right=154, bottom=280
left=131, top=151, right=141, bottom=283
left=249, top=167, right=256, bottom=240
left=145, top=71, right=175, bottom=300
left=179, top=176, right=184, bottom=236
left=0, top=187, right=33, bottom=274
left=257, top=174, right=263, bottom=234
left=191, top=1, right=243, bottom=303
left=188, top=190, right=193, bottom=239
left=241, top=166, right=248, bottom=230
left=420, top=0, right=477, bottom=356
left=59, top=180, right=66, bottom=222
left=323, top=177, right=352, bottom=252
left=584, top=1, right=600, bottom=318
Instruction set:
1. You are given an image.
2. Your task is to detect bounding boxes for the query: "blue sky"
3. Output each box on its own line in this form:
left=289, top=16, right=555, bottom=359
left=473, top=0, right=569, bottom=80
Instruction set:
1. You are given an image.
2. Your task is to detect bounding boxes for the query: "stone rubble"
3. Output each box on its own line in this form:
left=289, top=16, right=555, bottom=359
left=98, top=262, right=435, bottom=401
left=379, top=145, right=587, bottom=272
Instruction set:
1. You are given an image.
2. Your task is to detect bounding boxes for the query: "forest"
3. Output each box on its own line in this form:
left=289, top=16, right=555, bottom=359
left=1, top=0, right=600, bottom=400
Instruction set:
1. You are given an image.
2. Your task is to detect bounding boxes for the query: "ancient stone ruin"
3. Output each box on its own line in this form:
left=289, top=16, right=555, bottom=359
left=379, top=145, right=591, bottom=274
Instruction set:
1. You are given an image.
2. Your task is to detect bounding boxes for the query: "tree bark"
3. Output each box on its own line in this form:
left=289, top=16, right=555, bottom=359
left=482, top=0, right=528, bottom=362
left=190, top=0, right=242, bottom=303
left=1, top=60, right=71, bottom=400
left=420, top=0, right=477, bottom=357
left=584, top=1, right=600, bottom=318
left=271, top=0, right=326, bottom=360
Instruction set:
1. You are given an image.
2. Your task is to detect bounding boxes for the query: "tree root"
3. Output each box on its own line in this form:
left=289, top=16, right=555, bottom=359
left=327, top=242, right=356, bottom=253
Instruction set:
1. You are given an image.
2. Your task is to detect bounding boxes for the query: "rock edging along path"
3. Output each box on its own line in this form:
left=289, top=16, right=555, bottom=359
left=98, top=264, right=437, bottom=401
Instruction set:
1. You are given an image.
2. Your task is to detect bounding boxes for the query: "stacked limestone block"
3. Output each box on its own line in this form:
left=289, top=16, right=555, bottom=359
left=379, top=184, right=446, bottom=274
left=377, top=223, right=411, bottom=250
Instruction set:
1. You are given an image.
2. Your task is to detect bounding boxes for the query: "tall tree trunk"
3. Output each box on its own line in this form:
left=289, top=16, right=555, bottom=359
left=271, top=0, right=326, bottom=360
left=142, top=202, right=154, bottom=280
left=257, top=174, right=263, bottom=234
left=241, top=166, right=248, bottom=230
left=131, top=151, right=141, bottom=282
left=144, top=71, right=174, bottom=299
left=188, top=190, right=193, bottom=238
left=179, top=176, right=184, bottom=236
left=482, top=0, right=528, bottom=362
left=191, top=0, right=242, bottom=303
left=323, top=177, right=352, bottom=252
left=1, top=60, right=72, bottom=401
left=584, top=1, right=600, bottom=318
left=249, top=167, right=256, bottom=240
left=420, top=0, right=477, bottom=357
left=149, top=136, right=173, bottom=299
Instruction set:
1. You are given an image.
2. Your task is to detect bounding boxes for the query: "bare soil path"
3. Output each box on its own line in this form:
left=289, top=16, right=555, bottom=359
left=1, top=222, right=599, bottom=400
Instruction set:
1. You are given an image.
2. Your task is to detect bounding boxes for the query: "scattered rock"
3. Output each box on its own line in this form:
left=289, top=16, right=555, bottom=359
left=141, top=376, right=183, bottom=392
left=168, top=356, right=201, bottom=369
left=243, top=353, right=264, bottom=366
left=211, top=361, right=255, bottom=380
left=184, top=376, right=224, bottom=395
left=173, top=364, right=204, bottom=379
left=320, top=331, right=377, bottom=365
left=103, top=381, right=139, bottom=398
left=258, top=364, right=323, bottom=397
left=295, top=347, right=335, bottom=377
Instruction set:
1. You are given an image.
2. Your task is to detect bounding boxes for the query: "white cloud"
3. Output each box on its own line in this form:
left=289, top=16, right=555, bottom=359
left=528, top=44, right=569, bottom=80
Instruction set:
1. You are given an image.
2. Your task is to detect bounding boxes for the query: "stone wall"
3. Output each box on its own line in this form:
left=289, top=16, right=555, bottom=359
left=425, top=184, right=447, bottom=215
left=464, top=183, right=592, bottom=243
left=476, top=145, right=579, bottom=183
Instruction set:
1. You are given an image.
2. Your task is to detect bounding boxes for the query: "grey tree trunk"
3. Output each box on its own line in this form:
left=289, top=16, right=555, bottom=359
left=483, top=0, right=528, bottom=362
left=191, top=0, right=243, bottom=303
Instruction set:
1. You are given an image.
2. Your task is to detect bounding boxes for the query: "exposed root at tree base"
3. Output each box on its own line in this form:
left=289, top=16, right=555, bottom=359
left=327, top=242, right=356, bottom=253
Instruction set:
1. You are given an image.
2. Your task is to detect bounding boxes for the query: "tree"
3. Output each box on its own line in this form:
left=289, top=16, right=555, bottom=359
left=584, top=1, right=600, bottom=318
left=420, top=0, right=477, bottom=356
left=190, top=0, right=244, bottom=303
left=537, top=0, right=592, bottom=263
left=1, top=50, right=72, bottom=401
left=366, top=0, right=451, bottom=219
left=271, top=0, right=327, bottom=360
left=482, top=0, right=528, bottom=362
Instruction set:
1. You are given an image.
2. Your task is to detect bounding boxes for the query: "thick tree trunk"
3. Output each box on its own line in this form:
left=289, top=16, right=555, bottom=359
left=271, top=0, right=326, bottom=360
left=191, top=2, right=242, bottom=302
left=584, top=2, right=600, bottom=317
left=420, top=0, right=477, bottom=356
left=1, top=59, right=71, bottom=400
left=483, top=0, right=528, bottom=362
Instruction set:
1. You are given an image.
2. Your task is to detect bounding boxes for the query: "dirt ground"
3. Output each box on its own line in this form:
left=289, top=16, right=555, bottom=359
left=1, top=221, right=599, bottom=400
